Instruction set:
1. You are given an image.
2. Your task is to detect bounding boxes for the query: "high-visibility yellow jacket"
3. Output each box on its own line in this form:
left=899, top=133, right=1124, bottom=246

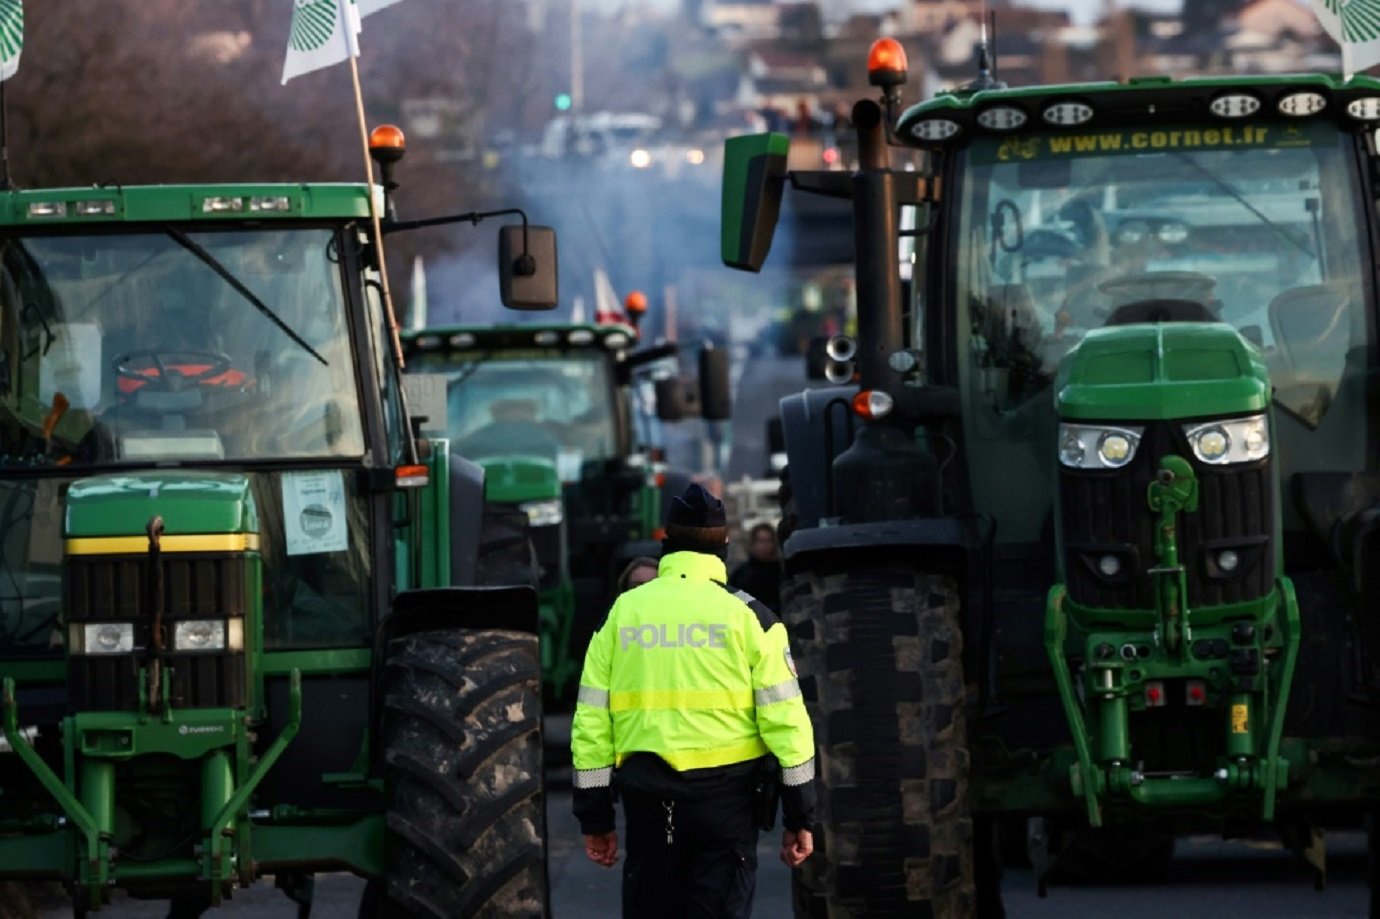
left=571, top=551, right=816, bottom=829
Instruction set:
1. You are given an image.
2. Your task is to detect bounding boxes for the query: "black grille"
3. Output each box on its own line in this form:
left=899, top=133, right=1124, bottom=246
left=1060, top=420, right=1273, bottom=610
left=66, top=553, right=249, bottom=711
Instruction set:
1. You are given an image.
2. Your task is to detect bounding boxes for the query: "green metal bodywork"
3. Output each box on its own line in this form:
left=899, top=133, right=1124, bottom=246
left=0, top=182, right=460, bottom=906
left=404, top=322, right=663, bottom=704
left=1054, top=324, right=1271, bottom=422
left=721, top=69, right=1380, bottom=846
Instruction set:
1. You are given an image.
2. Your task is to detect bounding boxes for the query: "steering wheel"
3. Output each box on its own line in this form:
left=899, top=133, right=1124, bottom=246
left=1097, top=271, right=1217, bottom=306
left=114, top=349, right=233, bottom=393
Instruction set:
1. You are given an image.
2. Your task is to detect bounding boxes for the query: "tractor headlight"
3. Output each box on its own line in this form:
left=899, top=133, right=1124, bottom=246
left=71, top=622, right=135, bottom=655
left=173, top=619, right=227, bottom=652
left=1058, top=423, right=1143, bottom=469
left=1183, top=414, right=1269, bottom=465
left=521, top=499, right=564, bottom=527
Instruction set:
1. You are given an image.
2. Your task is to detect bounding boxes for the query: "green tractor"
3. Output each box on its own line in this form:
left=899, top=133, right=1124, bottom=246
left=401, top=317, right=732, bottom=706
left=724, top=40, right=1380, bottom=916
left=0, top=141, right=560, bottom=913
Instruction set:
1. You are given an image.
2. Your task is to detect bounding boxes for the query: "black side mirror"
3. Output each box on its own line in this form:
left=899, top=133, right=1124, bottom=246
left=499, top=225, right=558, bottom=310
left=654, top=376, right=687, bottom=422
left=698, top=345, right=732, bottom=421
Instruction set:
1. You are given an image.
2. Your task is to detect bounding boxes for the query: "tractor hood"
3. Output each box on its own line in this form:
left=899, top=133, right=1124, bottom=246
left=480, top=456, right=560, bottom=504
left=65, top=472, right=257, bottom=538
left=1055, top=323, right=1269, bottom=423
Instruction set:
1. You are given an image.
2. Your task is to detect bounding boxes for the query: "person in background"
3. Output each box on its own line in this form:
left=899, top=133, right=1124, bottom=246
left=616, top=556, right=659, bottom=593
left=571, top=485, right=816, bottom=918
left=729, top=522, right=782, bottom=613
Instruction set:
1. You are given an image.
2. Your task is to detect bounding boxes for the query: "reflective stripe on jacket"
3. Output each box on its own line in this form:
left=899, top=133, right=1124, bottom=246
left=571, top=550, right=815, bottom=789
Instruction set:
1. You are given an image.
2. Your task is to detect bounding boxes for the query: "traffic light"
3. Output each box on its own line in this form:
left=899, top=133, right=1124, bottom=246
left=554, top=92, right=573, bottom=111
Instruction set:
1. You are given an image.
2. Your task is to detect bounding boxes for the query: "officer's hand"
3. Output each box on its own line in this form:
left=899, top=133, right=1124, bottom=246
left=584, top=832, right=619, bottom=867
left=780, top=828, right=813, bottom=867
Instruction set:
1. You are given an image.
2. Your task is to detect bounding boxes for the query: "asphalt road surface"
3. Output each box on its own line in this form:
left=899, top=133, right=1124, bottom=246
left=22, top=724, right=1374, bottom=917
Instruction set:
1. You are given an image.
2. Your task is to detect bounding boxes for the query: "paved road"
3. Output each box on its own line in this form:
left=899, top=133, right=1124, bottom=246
left=25, top=729, right=1374, bottom=917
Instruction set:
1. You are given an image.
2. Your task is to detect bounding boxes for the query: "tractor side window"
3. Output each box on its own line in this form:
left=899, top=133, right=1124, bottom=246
left=0, top=478, right=65, bottom=653
left=362, top=261, right=405, bottom=464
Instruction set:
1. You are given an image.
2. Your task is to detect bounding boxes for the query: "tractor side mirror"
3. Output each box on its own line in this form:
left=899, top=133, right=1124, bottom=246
left=721, top=133, right=789, bottom=273
left=698, top=345, right=732, bottom=421
left=499, top=224, right=559, bottom=310
left=654, top=376, right=687, bottom=422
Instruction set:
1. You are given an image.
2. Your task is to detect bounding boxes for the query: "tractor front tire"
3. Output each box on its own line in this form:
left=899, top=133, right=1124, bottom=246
left=782, top=565, right=975, bottom=917
left=375, top=629, right=548, bottom=918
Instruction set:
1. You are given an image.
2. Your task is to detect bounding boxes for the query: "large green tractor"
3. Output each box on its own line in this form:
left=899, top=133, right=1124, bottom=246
left=401, top=320, right=731, bottom=705
left=0, top=158, right=559, bottom=913
left=724, top=43, right=1380, bottom=916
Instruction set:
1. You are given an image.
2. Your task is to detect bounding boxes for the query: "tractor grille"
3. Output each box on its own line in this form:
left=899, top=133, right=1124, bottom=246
left=1060, top=420, right=1273, bottom=610
left=66, top=553, right=249, bottom=711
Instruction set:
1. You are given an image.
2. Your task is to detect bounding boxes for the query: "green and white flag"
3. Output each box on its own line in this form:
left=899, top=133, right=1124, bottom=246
left=281, top=0, right=406, bottom=85
left=1313, top=0, right=1380, bottom=76
left=0, top=0, right=23, bottom=83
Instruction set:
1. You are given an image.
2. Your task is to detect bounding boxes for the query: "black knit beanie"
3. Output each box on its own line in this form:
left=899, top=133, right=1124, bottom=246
left=662, top=483, right=729, bottom=558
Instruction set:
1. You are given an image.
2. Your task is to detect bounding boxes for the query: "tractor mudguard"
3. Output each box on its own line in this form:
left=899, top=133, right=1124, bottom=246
left=381, top=585, right=539, bottom=644
left=779, top=386, right=859, bottom=529
left=783, top=517, right=971, bottom=572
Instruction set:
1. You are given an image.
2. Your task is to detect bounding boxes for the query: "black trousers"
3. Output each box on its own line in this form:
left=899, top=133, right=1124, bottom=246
left=621, top=784, right=759, bottom=919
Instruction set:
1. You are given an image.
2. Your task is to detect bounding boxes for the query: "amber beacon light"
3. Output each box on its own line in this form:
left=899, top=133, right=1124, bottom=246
left=867, top=38, right=908, bottom=88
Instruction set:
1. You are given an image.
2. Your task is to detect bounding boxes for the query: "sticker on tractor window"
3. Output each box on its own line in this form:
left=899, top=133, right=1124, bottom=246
left=1231, top=703, right=1249, bottom=734
left=282, top=470, right=348, bottom=556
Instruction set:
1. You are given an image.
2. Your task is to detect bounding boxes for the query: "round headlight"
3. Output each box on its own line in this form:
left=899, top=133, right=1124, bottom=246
left=96, top=624, right=126, bottom=651
left=1218, top=549, right=1239, bottom=573
left=1114, top=220, right=1150, bottom=246
left=1196, top=427, right=1230, bottom=461
left=1156, top=221, right=1189, bottom=244
left=1243, top=423, right=1268, bottom=458
left=1099, top=554, right=1122, bottom=577
left=1098, top=432, right=1133, bottom=467
left=1060, top=433, right=1085, bottom=466
left=182, top=621, right=215, bottom=648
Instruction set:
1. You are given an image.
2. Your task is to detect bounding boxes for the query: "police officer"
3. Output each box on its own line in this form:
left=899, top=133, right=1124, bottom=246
left=571, top=483, right=817, bottom=918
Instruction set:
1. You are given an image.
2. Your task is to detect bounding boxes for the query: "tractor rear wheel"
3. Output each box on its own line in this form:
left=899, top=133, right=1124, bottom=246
left=782, top=565, right=975, bottom=917
left=373, top=629, right=548, bottom=918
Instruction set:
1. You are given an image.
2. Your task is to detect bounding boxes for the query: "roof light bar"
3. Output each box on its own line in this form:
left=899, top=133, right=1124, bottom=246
left=201, top=196, right=244, bottom=213
left=1208, top=93, right=1260, bottom=118
left=27, top=201, right=67, bottom=218
left=1043, top=102, right=1093, bottom=126
left=1277, top=91, right=1326, bottom=117
left=976, top=106, right=1027, bottom=131
left=909, top=118, right=960, bottom=142
left=1347, top=97, right=1380, bottom=120
left=75, top=200, right=116, bottom=216
left=448, top=332, right=476, bottom=348
left=249, top=195, right=292, bottom=212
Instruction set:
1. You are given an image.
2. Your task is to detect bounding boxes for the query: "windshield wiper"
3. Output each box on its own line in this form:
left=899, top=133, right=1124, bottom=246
left=165, top=228, right=327, bottom=365
left=1174, top=153, right=1317, bottom=260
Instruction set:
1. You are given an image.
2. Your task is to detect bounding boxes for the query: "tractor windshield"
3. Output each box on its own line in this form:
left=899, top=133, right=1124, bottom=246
left=428, top=351, right=618, bottom=474
left=0, top=229, right=366, bottom=467
left=948, top=119, right=1371, bottom=543
left=953, top=121, right=1368, bottom=428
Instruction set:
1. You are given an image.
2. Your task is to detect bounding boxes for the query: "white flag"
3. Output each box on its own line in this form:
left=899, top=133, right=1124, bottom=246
left=1313, top=0, right=1380, bottom=76
left=0, top=0, right=23, bottom=83
left=282, top=0, right=407, bottom=84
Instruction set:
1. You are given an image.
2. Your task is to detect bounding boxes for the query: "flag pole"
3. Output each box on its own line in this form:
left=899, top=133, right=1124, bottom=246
left=347, top=51, right=419, bottom=464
